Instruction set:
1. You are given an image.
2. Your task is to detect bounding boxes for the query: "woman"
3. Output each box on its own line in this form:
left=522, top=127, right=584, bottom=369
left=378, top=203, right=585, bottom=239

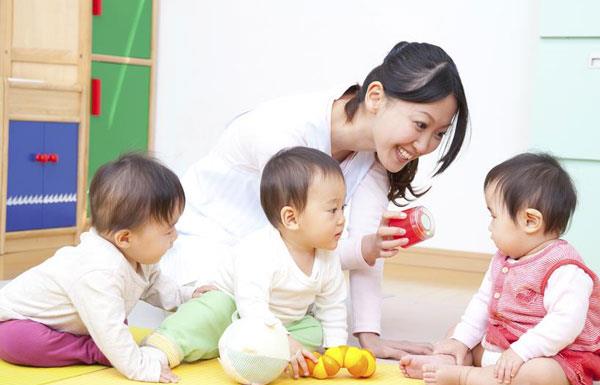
left=162, top=41, right=469, bottom=360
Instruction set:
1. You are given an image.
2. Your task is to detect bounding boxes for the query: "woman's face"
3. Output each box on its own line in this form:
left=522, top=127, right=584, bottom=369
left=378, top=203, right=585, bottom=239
left=370, top=92, right=458, bottom=173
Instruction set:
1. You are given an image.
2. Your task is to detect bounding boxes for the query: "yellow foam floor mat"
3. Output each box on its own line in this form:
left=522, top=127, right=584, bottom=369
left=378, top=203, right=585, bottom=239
left=0, top=326, right=423, bottom=385
left=47, top=359, right=424, bottom=385
left=0, top=327, right=150, bottom=385
left=0, top=361, right=106, bottom=385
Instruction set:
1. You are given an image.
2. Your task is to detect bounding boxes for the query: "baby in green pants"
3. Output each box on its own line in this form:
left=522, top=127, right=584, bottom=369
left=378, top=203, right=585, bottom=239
left=144, top=147, right=348, bottom=379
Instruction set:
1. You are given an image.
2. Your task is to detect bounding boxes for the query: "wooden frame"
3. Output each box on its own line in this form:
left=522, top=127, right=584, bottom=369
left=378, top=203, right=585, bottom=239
left=148, top=0, right=158, bottom=152
left=0, top=0, right=14, bottom=256
left=77, top=0, right=92, bottom=237
left=91, top=54, right=152, bottom=67
left=387, top=246, right=492, bottom=273
left=0, top=0, right=90, bottom=279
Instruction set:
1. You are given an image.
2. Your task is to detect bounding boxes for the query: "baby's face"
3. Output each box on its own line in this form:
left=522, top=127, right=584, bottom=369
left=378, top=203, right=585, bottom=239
left=127, top=213, right=180, bottom=265
left=297, top=174, right=346, bottom=251
left=484, top=185, right=527, bottom=259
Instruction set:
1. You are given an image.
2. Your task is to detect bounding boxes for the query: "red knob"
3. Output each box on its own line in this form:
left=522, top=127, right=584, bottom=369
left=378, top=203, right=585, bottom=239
left=48, top=153, right=59, bottom=163
left=35, top=153, right=49, bottom=163
left=93, top=0, right=103, bottom=16
left=91, top=78, right=102, bottom=116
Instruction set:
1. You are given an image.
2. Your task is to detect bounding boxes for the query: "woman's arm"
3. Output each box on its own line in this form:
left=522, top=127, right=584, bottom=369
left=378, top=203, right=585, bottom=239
left=340, top=162, right=393, bottom=356
left=341, top=162, right=387, bottom=336
left=342, top=161, right=435, bottom=358
left=339, top=161, right=389, bottom=270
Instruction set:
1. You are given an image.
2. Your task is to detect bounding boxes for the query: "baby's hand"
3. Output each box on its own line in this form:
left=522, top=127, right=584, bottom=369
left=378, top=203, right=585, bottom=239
left=192, top=285, right=218, bottom=298
left=494, top=348, right=524, bottom=384
left=159, top=363, right=179, bottom=383
left=287, top=336, right=317, bottom=379
left=432, top=338, right=468, bottom=365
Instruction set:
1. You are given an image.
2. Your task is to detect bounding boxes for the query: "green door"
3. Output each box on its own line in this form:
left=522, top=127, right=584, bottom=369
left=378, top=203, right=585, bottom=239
left=559, top=160, right=600, bottom=267
left=532, top=0, right=600, bottom=272
left=532, top=38, right=600, bottom=161
left=89, top=61, right=150, bottom=185
left=540, top=0, right=600, bottom=37
left=92, top=0, right=152, bottom=59
left=532, top=43, right=600, bottom=270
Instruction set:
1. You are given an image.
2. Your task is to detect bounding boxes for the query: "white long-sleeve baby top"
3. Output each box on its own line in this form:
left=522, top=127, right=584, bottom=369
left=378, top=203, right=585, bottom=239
left=212, top=225, right=348, bottom=347
left=0, top=230, right=194, bottom=382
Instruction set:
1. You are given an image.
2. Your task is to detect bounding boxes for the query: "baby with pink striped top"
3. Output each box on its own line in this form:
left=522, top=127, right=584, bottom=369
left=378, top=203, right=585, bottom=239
left=399, top=153, right=600, bottom=385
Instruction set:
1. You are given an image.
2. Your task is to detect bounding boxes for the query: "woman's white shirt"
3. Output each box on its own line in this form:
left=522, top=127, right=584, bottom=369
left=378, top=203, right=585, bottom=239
left=164, top=87, right=390, bottom=334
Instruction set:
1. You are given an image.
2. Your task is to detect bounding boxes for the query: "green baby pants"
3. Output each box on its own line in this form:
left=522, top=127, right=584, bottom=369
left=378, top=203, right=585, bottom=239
left=154, top=290, right=323, bottom=364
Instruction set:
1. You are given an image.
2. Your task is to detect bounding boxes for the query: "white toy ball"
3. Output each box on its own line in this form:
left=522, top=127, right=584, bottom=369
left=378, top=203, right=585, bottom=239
left=218, top=317, right=290, bottom=385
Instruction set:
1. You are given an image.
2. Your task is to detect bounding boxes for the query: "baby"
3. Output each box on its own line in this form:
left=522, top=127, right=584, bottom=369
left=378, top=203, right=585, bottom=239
left=400, top=153, right=600, bottom=385
left=0, top=153, right=201, bottom=383
left=144, top=146, right=348, bottom=378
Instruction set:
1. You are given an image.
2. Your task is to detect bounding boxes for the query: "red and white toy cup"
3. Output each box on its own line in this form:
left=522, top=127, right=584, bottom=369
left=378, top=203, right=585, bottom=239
left=388, top=206, right=435, bottom=248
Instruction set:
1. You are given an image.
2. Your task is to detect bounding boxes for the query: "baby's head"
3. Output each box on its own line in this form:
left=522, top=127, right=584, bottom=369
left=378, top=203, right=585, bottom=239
left=260, top=147, right=346, bottom=251
left=483, top=152, right=576, bottom=258
left=89, top=153, right=185, bottom=265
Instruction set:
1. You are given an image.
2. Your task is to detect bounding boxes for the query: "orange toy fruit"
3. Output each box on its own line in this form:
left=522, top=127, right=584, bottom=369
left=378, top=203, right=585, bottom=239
left=358, top=349, right=376, bottom=378
left=305, top=345, right=376, bottom=379
left=344, top=346, right=369, bottom=377
left=312, top=353, right=341, bottom=379
left=323, top=345, right=348, bottom=367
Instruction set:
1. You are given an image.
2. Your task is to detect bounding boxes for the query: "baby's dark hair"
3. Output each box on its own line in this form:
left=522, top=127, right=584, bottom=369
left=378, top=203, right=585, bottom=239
left=260, top=147, right=344, bottom=229
left=484, top=153, right=577, bottom=235
left=89, top=153, right=185, bottom=234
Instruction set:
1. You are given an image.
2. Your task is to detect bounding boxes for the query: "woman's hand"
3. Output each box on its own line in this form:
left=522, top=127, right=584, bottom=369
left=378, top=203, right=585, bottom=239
left=192, top=285, right=218, bottom=298
left=494, top=348, right=524, bottom=384
left=433, top=338, right=469, bottom=365
left=358, top=332, right=432, bottom=360
left=361, top=211, right=409, bottom=266
left=287, top=336, right=317, bottom=379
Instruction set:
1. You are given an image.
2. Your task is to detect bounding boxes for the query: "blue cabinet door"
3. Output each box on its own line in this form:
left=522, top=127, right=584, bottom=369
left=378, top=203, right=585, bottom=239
left=43, top=122, right=78, bottom=228
left=5, top=121, right=79, bottom=231
left=6, top=121, right=45, bottom=231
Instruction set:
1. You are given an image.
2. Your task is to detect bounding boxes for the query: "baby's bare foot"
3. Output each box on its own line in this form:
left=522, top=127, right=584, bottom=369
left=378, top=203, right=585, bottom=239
left=422, top=364, right=471, bottom=385
left=399, top=354, right=455, bottom=379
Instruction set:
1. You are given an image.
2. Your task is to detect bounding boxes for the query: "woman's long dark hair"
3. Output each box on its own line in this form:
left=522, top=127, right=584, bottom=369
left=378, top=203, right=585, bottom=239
left=344, top=42, right=469, bottom=206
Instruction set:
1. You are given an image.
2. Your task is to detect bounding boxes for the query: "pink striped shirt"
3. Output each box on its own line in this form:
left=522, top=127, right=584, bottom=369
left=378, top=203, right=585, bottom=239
left=486, top=240, right=600, bottom=352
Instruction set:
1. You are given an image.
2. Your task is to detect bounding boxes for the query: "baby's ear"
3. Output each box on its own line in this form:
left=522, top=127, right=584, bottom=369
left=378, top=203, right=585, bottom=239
left=522, top=208, right=544, bottom=234
left=280, top=206, right=300, bottom=230
left=112, top=229, right=133, bottom=249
